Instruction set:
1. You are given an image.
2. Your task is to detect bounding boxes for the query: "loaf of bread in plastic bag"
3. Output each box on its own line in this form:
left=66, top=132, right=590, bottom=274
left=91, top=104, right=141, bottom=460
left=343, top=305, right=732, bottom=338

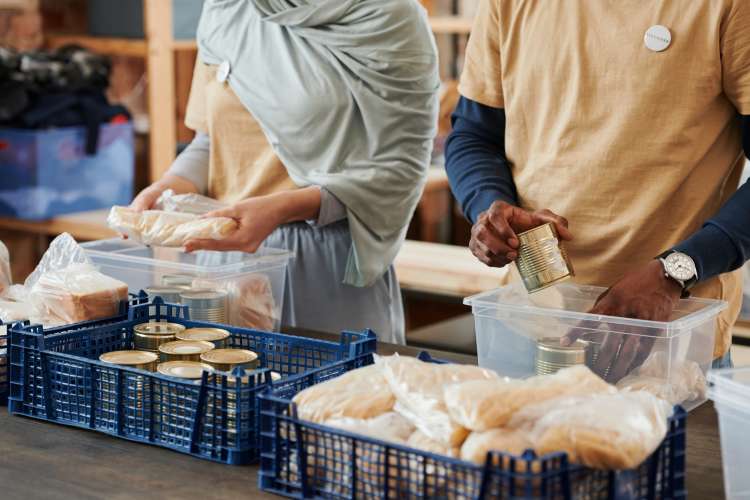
left=460, top=428, right=533, bottom=465
left=0, top=240, right=11, bottom=297
left=616, top=351, right=706, bottom=405
left=444, top=365, right=615, bottom=431
left=29, top=262, right=128, bottom=324
left=107, top=206, right=237, bottom=247
left=508, top=391, right=673, bottom=469
left=407, top=430, right=459, bottom=458
left=377, top=354, right=498, bottom=447
left=293, top=363, right=394, bottom=423
left=325, top=412, right=415, bottom=444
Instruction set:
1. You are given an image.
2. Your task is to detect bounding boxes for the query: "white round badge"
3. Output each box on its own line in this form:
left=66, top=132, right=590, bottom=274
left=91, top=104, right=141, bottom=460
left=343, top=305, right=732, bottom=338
left=216, top=60, right=231, bottom=83
left=644, top=25, right=671, bottom=52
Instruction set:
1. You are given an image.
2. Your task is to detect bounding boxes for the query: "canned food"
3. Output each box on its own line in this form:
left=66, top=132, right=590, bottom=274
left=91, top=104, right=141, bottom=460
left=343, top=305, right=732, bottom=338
left=158, top=340, right=215, bottom=362
left=161, top=273, right=195, bottom=287
left=134, top=322, right=185, bottom=352
left=180, top=290, right=228, bottom=324
left=145, top=286, right=184, bottom=304
left=200, top=348, right=259, bottom=372
left=535, top=337, right=587, bottom=375
left=100, top=350, right=158, bottom=371
left=157, top=360, right=211, bottom=379
left=515, top=223, right=574, bottom=293
left=270, top=371, right=281, bottom=382
left=176, top=327, right=230, bottom=348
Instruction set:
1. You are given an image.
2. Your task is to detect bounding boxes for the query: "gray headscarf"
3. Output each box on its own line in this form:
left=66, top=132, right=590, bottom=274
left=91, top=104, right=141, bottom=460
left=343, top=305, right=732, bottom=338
left=197, top=0, right=440, bottom=286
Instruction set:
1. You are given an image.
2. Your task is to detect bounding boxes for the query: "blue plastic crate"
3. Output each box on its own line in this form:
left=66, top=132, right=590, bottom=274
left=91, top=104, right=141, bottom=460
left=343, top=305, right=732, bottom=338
left=0, top=320, right=8, bottom=405
left=8, top=296, right=376, bottom=464
left=0, top=122, right=134, bottom=220
left=258, top=353, right=687, bottom=499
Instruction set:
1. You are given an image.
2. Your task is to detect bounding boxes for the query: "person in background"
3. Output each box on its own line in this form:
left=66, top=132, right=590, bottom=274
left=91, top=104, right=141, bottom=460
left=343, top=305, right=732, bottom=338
left=131, top=0, right=439, bottom=343
left=445, top=0, right=750, bottom=379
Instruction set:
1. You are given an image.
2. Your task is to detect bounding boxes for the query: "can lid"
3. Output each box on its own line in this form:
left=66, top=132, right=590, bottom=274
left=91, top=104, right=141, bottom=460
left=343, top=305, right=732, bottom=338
left=180, top=290, right=228, bottom=301
left=134, top=322, right=186, bottom=335
left=517, top=222, right=557, bottom=243
left=145, top=286, right=184, bottom=294
left=100, top=350, right=158, bottom=366
left=177, top=327, right=230, bottom=342
left=161, top=274, right=195, bottom=286
left=270, top=371, right=281, bottom=381
left=159, top=340, right=215, bottom=356
left=201, top=348, right=258, bottom=365
left=536, top=337, right=587, bottom=364
left=157, top=360, right=210, bottom=379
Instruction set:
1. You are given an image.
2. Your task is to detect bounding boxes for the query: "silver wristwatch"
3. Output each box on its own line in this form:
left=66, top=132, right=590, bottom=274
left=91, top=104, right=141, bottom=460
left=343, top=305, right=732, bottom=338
left=658, top=250, right=698, bottom=298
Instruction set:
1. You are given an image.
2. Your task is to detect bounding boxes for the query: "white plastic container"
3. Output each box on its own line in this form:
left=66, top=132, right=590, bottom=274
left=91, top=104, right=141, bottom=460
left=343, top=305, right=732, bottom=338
left=82, top=239, right=291, bottom=331
left=465, top=282, right=727, bottom=410
left=708, top=368, right=750, bottom=500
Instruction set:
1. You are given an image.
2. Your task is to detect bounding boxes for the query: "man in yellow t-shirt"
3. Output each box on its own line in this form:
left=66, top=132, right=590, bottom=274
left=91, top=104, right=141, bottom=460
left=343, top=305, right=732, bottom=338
left=445, top=0, right=750, bottom=380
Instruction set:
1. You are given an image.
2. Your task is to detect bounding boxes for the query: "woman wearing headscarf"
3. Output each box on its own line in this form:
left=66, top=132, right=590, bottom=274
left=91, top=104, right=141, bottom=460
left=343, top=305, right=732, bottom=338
left=130, top=0, right=439, bottom=343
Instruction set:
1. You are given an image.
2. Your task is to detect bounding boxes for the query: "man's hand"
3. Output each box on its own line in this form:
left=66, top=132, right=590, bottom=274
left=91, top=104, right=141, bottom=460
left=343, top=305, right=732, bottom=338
left=469, top=201, right=573, bottom=267
left=563, top=260, right=682, bottom=382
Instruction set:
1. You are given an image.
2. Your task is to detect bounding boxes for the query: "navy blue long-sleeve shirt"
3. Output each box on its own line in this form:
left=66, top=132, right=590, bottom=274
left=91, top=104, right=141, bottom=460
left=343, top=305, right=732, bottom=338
left=445, top=96, right=750, bottom=283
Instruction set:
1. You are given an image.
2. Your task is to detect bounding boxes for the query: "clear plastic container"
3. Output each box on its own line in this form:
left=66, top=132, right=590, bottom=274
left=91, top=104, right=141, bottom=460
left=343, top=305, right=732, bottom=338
left=465, top=282, right=727, bottom=410
left=708, top=368, right=750, bottom=500
left=82, top=239, right=291, bottom=331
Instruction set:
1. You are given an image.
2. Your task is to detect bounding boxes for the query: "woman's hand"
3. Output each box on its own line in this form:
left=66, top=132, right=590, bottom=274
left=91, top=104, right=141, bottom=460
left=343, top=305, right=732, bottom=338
left=184, top=187, right=322, bottom=253
left=130, top=175, right=200, bottom=212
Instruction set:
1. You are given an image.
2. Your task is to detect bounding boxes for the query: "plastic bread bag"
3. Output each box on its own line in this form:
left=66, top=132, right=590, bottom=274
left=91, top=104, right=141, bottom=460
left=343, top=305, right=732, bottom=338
left=192, top=274, right=277, bottom=331
left=107, top=206, right=238, bottom=247
left=407, top=429, right=460, bottom=458
left=155, top=189, right=228, bottom=215
left=0, top=298, right=35, bottom=323
left=616, top=351, right=706, bottom=405
left=23, top=233, right=129, bottom=325
left=508, top=391, right=673, bottom=470
left=444, top=365, right=616, bottom=431
left=0, top=240, right=11, bottom=296
left=292, top=363, right=395, bottom=423
left=325, top=411, right=415, bottom=445
left=460, top=428, right=534, bottom=465
left=376, top=354, right=499, bottom=447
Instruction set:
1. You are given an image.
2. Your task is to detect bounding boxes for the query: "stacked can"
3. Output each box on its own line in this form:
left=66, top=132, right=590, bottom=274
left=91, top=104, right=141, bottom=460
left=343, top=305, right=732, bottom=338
left=515, top=223, right=574, bottom=294
left=161, top=274, right=195, bottom=287
left=201, top=349, right=260, bottom=443
left=176, top=327, right=230, bottom=348
left=180, top=290, right=228, bottom=324
left=155, top=360, right=209, bottom=438
left=158, top=340, right=215, bottom=362
left=535, top=337, right=588, bottom=375
left=134, top=322, right=185, bottom=353
left=145, top=286, right=184, bottom=304
left=99, top=350, right=158, bottom=414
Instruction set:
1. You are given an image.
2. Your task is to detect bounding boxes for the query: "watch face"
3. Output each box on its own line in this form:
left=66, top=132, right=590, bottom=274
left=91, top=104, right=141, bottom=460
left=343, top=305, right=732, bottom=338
left=665, top=253, right=696, bottom=281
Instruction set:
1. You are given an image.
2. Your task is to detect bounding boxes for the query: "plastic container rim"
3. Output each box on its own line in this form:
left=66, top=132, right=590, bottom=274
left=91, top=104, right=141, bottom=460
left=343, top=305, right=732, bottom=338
left=708, top=367, right=750, bottom=413
left=464, top=283, right=728, bottom=335
left=82, top=238, right=293, bottom=274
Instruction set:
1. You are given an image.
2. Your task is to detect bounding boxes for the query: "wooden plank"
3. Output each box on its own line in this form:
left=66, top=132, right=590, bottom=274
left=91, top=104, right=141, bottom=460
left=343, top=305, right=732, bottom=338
left=394, top=240, right=509, bottom=297
left=429, top=16, right=473, bottom=35
left=171, top=39, right=197, bottom=51
left=46, top=34, right=147, bottom=57
left=144, top=0, right=177, bottom=183
left=174, top=49, right=197, bottom=144
left=0, top=209, right=114, bottom=241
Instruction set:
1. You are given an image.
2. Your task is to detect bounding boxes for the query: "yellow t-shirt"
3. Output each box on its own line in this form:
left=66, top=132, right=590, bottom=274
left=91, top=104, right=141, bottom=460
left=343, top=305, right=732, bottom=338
left=184, top=62, right=298, bottom=204
left=460, top=0, right=750, bottom=358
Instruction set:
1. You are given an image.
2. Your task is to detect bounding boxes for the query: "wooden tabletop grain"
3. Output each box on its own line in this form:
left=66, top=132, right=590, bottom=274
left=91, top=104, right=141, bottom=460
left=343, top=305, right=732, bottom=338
left=0, top=334, right=724, bottom=500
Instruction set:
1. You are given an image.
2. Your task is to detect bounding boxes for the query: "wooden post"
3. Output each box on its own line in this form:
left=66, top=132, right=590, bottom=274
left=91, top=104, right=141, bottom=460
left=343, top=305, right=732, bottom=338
left=144, top=0, right=177, bottom=183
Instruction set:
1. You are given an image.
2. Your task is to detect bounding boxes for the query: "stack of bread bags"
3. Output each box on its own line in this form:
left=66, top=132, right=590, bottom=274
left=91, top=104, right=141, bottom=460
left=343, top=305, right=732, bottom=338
left=289, top=354, right=674, bottom=494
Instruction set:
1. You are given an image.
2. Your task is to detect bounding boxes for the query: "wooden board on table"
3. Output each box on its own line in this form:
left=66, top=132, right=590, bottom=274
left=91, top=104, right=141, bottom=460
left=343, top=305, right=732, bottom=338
left=395, top=240, right=507, bottom=298
left=0, top=209, right=114, bottom=241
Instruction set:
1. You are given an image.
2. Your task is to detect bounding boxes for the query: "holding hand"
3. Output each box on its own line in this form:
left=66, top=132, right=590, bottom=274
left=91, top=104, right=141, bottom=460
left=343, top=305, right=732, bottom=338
left=562, top=260, right=682, bottom=382
left=470, top=201, right=573, bottom=268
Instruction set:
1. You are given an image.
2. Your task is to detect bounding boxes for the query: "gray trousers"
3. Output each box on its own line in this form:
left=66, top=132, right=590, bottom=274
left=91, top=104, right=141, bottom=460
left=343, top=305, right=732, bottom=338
left=264, top=220, right=405, bottom=345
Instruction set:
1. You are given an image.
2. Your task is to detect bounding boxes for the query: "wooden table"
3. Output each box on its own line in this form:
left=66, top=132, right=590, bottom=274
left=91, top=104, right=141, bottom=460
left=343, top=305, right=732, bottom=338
left=0, top=333, right=724, bottom=500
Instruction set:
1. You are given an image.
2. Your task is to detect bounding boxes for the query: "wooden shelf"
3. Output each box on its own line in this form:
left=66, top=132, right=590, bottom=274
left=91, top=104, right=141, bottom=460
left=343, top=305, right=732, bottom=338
left=46, top=34, right=196, bottom=56
left=429, top=16, right=473, bottom=35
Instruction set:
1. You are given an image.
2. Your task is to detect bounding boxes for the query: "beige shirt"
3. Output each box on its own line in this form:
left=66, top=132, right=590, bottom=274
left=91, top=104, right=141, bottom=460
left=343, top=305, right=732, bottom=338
left=184, top=62, right=298, bottom=204
left=461, top=0, right=750, bottom=357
